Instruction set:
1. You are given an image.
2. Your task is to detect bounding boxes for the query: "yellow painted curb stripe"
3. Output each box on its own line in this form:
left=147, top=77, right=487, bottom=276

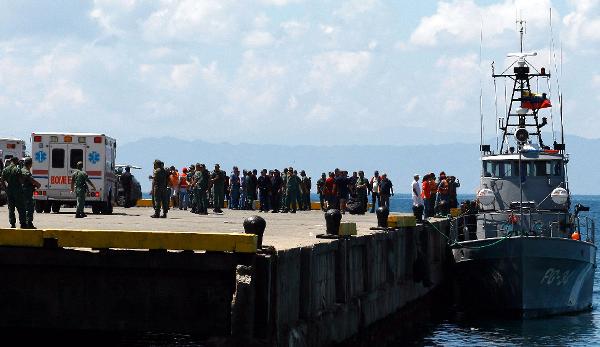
left=0, top=229, right=257, bottom=253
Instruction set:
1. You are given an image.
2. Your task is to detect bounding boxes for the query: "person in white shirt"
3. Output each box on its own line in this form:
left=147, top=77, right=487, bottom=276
left=411, top=174, right=424, bottom=221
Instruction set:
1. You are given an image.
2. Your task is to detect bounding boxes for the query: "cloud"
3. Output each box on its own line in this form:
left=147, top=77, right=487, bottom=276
left=170, top=59, right=200, bottom=89
left=435, top=53, right=481, bottom=114
left=334, top=0, right=380, bottom=19
left=563, top=0, right=600, bottom=48
left=259, top=0, right=303, bottom=6
left=243, top=31, right=275, bottom=48
left=281, top=21, right=309, bottom=38
left=141, top=0, right=239, bottom=43
left=409, top=0, right=554, bottom=47
left=38, top=79, right=86, bottom=112
left=306, top=104, right=332, bottom=121
left=308, top=50, right=371, bottom=91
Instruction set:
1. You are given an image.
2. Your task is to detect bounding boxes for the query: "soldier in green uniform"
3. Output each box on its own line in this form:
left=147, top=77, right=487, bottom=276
left=188, top=164, right=198, bottom=213
left=316, top=173, right=327, bottom=211
left=284, top=167, right=301, bottom=213
left=355, top=170, right=369, bottom=214
left=210, top=164, right=225, bottom=213
left=280, top=168, right=288, bottom=212
left=1, top=157, right=27, bottom=228
left=70, top=161, right=96, bottom=219
left=150, top=160, right=169, bottom=218
left=193, top=164, right=209, bottom=215
left=300, top=170, right=311, bottom=211
left=21, top=157, right=41, bottom=228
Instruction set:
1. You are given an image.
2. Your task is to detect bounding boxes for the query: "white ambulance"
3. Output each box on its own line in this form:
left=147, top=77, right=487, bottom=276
left=30, top=132, right=117, bottom=214
left=0, top=138, right=27, bottom=162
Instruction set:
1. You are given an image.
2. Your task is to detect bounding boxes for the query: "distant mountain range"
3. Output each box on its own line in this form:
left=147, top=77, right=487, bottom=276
left=117, top=135, right=600, bottom=195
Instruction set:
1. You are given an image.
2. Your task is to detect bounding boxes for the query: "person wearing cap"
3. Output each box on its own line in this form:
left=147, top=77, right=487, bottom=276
left=1, top=157, right=27, bottom=228
left=316, top=173, right=327, bottom=211
left=210, top=164, right=225, bottom=213
left=150, top=160, right=169, bottom=218
left=120, top=166, right=133, bottom=208
left=21, top=157, right=41, bottom=228
left=192, top=163, right=209, bottom=215
left=411, top=174, right=424, bottom=222
left=300, top=170, right=311, bottom=211
left=355, top=171, right=369, bottom=214
left=71, top=161, right=96, bottom=218
left=257, top=169, right=270, bottom=212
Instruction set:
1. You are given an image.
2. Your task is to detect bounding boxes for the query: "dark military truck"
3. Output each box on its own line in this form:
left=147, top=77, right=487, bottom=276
left=115, top=164, right=142, bottom=207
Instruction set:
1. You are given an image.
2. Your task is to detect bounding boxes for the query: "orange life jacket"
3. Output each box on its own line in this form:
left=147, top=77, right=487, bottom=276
left=429, top=179, right=437, bottom=195
left=179, top=174, right=188, bottom=188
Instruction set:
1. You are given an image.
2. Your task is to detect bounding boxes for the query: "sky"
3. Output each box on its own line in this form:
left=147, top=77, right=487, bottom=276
left=0, top=0, right=599, bottom=147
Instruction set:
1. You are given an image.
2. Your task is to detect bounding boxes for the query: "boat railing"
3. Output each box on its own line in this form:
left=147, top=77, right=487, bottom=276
left=574, top=216, right=595, bottom=244
left=448, top=210, right=595, bottom=245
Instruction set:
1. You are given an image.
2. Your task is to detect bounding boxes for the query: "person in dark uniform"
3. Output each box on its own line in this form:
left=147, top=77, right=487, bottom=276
left=316, top=173, right=326, bottom=211
left=270, top=169, right=283, bottom=213
left=1, top=157, right=26, bottom=228
left=210, top=164, right=225, bottom=213
left=21, top=157, right=41, bottom=228
left=71, top=161, right=96, bottom=219
left=300, top=170, right=311, bottom=211
left=120, top=166, right=133, bottom=208
left=257, top=169, right=270, bottom=212
left=150, top=160, right=169, bottom=218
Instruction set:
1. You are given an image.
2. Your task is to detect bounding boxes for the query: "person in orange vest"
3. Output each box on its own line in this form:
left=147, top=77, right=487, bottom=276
left=179, top=167, right=189, bottom=210
left=436, top=171, right=449, bottom=216
left=427, top=173, right=437, bottom=217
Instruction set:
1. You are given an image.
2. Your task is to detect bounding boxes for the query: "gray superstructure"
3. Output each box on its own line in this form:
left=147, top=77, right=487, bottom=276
left=451, top=21, right=596, bottom=318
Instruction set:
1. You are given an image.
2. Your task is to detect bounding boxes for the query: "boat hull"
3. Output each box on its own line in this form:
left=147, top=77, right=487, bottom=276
left=452, top=236, right=596, bottom=318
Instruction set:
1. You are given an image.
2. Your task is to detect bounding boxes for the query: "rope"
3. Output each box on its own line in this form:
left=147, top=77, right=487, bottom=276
left=423, top=219, right=512, bottom=250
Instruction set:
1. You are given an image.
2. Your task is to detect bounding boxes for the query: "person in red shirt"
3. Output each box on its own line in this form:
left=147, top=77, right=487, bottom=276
left=179, top=167, right=189, bottom=210
left=323, top=172, right=337, bottom=210
left=422, top=173, right=431, bottom=218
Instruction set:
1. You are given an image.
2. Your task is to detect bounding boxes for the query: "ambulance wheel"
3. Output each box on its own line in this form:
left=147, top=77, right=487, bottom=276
left=35, top=201, right=44, bottom=213
left=51, top=202, right=61, bottom=213
left=43, top=202, right=52, bottom=214
left=92, top=204, right=101, bottom=214
left=103, top=201, right=113, bottom=215
left=116, top=194, right=126, bottom=207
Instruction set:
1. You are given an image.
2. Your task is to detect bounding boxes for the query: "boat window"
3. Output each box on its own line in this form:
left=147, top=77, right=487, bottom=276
left=535, top=161, right=548, bottom=176
left=548, top=161, right=562, bottom=176
left=482, top=161, right=492, bottom=177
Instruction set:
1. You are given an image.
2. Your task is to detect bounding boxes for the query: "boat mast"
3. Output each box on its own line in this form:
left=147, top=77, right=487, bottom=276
left=493, top=19, right=552, bottom=153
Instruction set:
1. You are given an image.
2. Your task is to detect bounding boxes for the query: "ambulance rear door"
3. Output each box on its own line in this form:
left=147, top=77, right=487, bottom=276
left=48, top=143, right=86, bottom=198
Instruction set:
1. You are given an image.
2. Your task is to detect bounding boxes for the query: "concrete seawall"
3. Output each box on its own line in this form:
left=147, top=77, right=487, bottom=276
left=271, top=221, right=449, bottom=346
left=0, top=208, right=450, bottom=346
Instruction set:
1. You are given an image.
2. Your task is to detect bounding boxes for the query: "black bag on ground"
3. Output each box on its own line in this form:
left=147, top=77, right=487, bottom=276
left=346, top=198, right=363, bottom=215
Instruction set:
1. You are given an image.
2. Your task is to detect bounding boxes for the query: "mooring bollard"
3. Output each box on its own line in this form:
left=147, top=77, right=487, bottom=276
left=376, top=206, right=389, bottom=228
left=324, top=209, right=342, bottom=235
left=243, top=215, right=266, bottom=249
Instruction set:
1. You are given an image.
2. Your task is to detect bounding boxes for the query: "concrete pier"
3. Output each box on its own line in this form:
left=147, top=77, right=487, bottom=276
left=0, top=207, right=450, bottom=345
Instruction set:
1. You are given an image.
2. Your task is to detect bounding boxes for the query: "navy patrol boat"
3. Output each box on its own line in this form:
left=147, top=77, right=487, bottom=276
left=451, top=21, right=596, bottom=318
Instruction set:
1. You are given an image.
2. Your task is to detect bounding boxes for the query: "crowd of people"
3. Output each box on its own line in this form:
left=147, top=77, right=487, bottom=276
left=411, top=171, right=460, bottom=221
left=150, top=163, right=463, bottom=221
left=148, top=162, right=405, bottom=218
left=149, top=161, right=317, bottom=218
